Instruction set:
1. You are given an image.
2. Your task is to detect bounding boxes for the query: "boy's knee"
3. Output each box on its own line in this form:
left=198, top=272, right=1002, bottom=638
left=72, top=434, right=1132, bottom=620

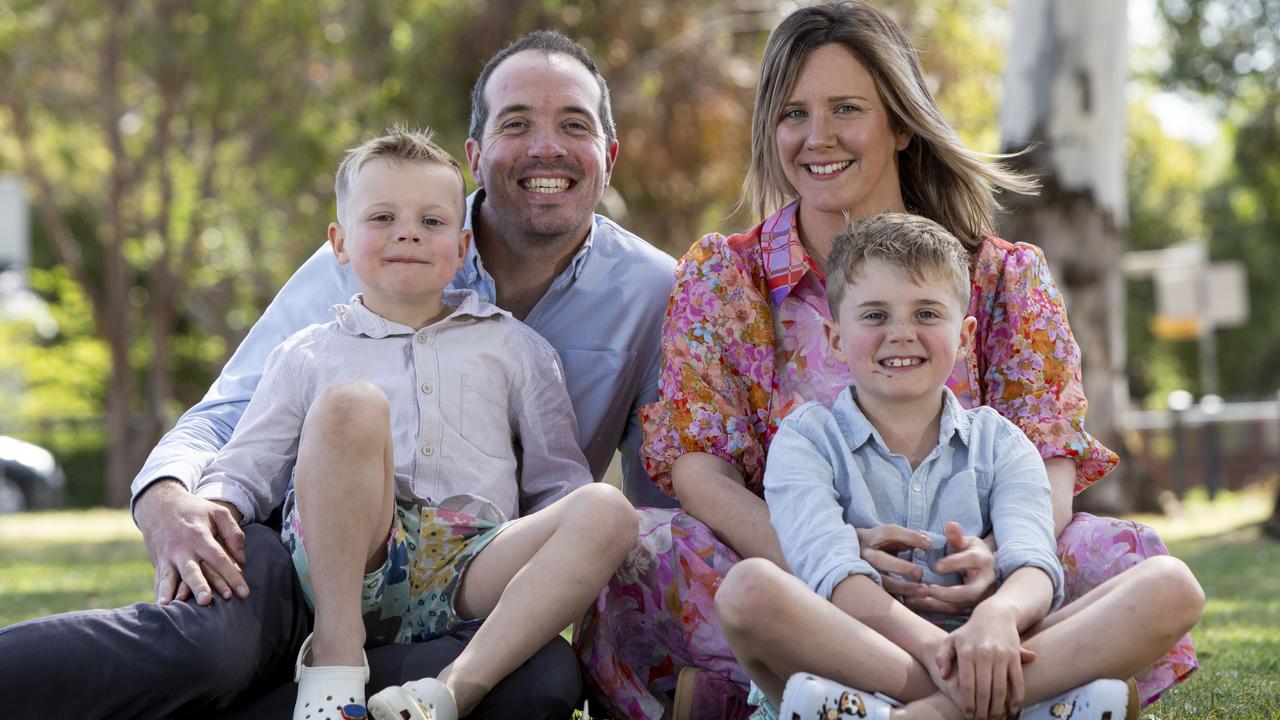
left=573, top=483, right=638, bottom=550
left=1143, top=555, right=1205, bottom=627
left=309, top=382, right=390, bottom=436
left=716, top=558, right=785, bottom=632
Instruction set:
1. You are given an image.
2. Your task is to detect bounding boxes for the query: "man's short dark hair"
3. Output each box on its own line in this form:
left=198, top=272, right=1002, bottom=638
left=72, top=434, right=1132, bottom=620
left=468, top=30, right=616, bottom=146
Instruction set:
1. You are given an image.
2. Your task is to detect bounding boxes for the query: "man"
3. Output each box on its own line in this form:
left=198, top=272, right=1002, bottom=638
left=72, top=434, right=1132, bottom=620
left=0, top=31, right=676, bottom=718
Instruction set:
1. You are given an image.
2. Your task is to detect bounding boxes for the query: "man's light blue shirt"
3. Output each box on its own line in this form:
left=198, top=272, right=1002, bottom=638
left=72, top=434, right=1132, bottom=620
left=133, top=189, right=678, bottom=509
left=764, top=386, right=1064, bottom=610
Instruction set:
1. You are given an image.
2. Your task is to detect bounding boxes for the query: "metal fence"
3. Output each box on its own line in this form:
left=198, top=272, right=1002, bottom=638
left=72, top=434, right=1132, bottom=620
left=1123, top=395, right=1280, bottom=499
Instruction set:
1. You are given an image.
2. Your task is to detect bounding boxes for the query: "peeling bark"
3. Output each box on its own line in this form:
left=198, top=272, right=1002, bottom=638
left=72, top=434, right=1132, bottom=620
left=1001, top=0, right=1134, bottom=513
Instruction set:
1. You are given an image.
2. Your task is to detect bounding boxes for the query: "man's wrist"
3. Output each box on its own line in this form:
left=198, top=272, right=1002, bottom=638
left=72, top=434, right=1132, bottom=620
left=133, top=477, right=187, bottom=518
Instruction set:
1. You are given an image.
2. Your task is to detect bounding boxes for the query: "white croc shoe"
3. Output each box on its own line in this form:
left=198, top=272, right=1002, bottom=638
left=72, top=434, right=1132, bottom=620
left=293, top=633, right=371, bottom=720
left=1020, top=678, right=1133, bottom=720
left=367, top=677, right=458, bottom=720
left=778, top=673, right=895, bottom=720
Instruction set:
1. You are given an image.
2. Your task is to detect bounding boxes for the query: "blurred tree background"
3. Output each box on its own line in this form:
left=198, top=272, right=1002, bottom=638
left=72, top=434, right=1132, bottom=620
left=0, top=0, right=1274, bottom=507
left=0, top=0, right=1008, bottom=506
left=1127, top=0, right=1280, bottom=403
left=1146, top=0, right=1280, bottom=397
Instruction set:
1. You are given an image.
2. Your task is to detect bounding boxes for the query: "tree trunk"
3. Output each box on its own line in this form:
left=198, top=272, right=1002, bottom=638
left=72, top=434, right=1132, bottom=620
left=101, top=0, right=138, bottom=508
left=1266, top=482, right=1280, bottom=541
left=1000, top=0, right=1135, bottom=513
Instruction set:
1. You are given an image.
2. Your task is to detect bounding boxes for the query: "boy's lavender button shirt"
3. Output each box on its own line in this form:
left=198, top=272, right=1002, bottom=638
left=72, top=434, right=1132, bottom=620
left=193, top=290, right=591, bottom=525
left=131, top=189, right=678, bottom=510
left=764, top=385, right=1065, bottom=611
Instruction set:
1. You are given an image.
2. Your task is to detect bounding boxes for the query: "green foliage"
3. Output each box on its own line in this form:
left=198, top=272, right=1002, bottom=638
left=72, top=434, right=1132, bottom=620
left=1124, top=98, right=1211, bottom=402
left=0, top=268, right=108, bottom=424
left=1152, top=0, right=1280, bottom=398
left=0, top=0, right=1017, bottom=505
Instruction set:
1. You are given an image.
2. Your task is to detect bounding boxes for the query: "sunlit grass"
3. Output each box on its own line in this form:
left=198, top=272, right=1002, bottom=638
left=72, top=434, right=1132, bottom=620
left=1148, top=523, right=1280, bottom=720
left=0, top=509, right=151, bottom=625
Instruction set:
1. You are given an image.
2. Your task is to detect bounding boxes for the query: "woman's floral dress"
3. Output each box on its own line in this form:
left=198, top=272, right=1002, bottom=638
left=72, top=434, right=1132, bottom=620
left=574, top=202, right=1198, bottom=719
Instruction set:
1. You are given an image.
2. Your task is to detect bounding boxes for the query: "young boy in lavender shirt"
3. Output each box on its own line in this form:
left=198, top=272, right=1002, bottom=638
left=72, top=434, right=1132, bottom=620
left=715, top=213, right=1203, bottom=720
left=194, top=128, right=637, bottom=720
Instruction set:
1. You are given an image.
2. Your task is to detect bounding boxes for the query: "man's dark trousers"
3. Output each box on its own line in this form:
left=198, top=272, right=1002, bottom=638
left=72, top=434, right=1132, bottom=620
left=0, top=524, right=581, bottom=719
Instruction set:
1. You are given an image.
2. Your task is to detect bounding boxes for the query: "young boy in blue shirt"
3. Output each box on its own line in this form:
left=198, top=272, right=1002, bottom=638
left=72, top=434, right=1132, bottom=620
left=715, top=213, right=1203, bottom=720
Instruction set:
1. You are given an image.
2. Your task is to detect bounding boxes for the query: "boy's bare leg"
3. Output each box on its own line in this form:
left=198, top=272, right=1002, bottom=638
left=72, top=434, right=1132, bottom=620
left=893, top=556, right=1204, bottom=720
left=436, top=483, right=638, bottom=715
left=716, top=558, right=942, bottom=708
left=718, top=556, right=1202, bottom=720
left=294, top=382, right=397, bottom=668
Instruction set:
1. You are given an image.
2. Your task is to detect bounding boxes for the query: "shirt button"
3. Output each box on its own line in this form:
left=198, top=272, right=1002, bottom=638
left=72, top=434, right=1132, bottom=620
left=415, top=332, right=428, bottom=343
left=912, top=483, right=922, bottom=492
left=421, top=446, right=434, bottom=456
left=421, top=383, right=433, bottom=394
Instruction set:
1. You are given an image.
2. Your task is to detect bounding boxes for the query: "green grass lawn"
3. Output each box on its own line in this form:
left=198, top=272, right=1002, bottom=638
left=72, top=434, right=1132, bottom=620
left=2, top=488, right=1278, bottom=719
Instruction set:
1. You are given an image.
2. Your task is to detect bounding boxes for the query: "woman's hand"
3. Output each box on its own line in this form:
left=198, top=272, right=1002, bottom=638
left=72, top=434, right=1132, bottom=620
left=910, top=521, right=997, bottom=615
left=855, top=524, right=931, bottom=598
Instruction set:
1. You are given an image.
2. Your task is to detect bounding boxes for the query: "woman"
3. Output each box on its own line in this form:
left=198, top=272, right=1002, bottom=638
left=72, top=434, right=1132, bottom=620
left=575, top=3, right=1197, bottom=718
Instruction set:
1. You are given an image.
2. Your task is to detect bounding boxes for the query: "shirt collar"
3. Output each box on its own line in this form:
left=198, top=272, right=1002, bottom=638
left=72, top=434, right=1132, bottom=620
left=331, top=289, right=504, bottom=338
left=761, top=200, right=825, bottom=307
left=832, top=385, right=972, bottom=453
left=937, top=385, right=972, bottom=445
left=461, top=188, right=597, bottom=285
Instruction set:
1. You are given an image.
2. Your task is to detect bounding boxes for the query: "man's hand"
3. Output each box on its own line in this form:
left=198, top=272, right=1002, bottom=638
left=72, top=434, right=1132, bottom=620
left=134, top=479, right=249, bottom=605
left=911, top=521, right=997, bottom=615
left=855, top=524, right=932, bottom=599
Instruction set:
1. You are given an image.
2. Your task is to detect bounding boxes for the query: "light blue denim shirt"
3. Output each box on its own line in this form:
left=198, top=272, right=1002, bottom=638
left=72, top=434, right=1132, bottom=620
left=133, top=189, right=678, bottom=510
left=764, top=386, right=1064, bottom=611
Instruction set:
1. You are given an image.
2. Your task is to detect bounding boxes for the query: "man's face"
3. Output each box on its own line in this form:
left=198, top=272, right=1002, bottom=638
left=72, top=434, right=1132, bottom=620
left=465, top=50, right=619, bottom=243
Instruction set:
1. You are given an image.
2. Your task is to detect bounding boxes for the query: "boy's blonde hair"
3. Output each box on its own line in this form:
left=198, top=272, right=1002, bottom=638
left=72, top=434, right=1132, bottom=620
left=826, top=213, right=972, bottom=319
left=334, top=125, right=466, bottom=224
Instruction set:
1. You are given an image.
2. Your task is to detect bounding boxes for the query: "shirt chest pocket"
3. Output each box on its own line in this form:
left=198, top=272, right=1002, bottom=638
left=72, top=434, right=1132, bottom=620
left=939, top=468, right=991, bottom=538
left=459, top=373, right=514, bottom=459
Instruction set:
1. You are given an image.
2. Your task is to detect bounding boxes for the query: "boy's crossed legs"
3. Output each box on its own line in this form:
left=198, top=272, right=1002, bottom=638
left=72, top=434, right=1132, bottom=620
left=292, top=382, right=638, bottom=717
left=717, top=556, right=1203, bottom=720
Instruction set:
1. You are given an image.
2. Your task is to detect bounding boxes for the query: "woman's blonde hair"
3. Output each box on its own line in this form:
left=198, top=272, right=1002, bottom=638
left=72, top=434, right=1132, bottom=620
left=743, top=1, right=1036, bottom=249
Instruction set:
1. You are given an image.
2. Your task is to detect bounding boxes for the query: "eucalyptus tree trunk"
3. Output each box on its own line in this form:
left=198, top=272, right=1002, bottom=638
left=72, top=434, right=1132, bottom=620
left=999, top=0, right=1139, bottom=512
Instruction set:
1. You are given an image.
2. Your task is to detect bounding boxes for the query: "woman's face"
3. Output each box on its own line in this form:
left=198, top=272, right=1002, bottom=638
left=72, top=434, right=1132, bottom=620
left=775, top=43, right=911, bottom=222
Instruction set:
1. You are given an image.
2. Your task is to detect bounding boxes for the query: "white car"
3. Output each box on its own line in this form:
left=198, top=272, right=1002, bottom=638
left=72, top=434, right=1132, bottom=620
left=0, top=435, right=64, bottom=512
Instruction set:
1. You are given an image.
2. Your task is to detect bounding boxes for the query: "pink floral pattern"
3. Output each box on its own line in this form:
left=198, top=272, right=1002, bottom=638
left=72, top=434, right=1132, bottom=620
left=1058, top=513, right=1199, bottom=705
left=578, top=204, right=1194, bottom=719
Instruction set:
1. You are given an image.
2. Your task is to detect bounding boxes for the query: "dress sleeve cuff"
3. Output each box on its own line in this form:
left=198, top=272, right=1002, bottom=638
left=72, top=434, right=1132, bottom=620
left=640, top=399, right=766, bottom=496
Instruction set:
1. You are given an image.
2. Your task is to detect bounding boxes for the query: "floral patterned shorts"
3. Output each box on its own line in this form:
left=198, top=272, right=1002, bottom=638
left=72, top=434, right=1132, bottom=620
left=281, top=489, right=510, bottom=647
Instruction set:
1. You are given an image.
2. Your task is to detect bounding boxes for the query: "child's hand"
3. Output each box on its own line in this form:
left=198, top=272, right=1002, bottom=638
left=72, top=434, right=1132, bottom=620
left=942, top=600, right=1034, bottom=720
left=855, top=524, right=931, bottom=597
left=913, top=521, right=996, bottom=615
left=926, top=634, right=971, bottom=715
